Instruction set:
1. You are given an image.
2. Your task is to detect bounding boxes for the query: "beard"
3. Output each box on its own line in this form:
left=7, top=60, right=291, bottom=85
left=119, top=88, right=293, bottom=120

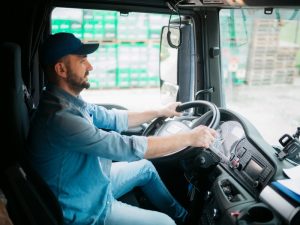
left=66, top=70, right=90, bottom=93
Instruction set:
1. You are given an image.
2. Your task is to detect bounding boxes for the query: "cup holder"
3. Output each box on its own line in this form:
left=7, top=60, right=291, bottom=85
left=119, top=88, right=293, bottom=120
left=247, top=205, right=273, bottom=223
left=239, top=203, right=278, bottom=225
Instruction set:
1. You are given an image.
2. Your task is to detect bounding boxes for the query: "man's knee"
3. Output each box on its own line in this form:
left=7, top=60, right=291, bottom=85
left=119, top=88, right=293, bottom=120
left=136, top=159, right=160, bottom=184
left=141, top=159, right=157, bottom=174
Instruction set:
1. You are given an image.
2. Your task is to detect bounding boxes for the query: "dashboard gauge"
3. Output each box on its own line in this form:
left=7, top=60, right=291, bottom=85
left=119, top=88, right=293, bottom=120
left=211, top=121, right=246, bottom=165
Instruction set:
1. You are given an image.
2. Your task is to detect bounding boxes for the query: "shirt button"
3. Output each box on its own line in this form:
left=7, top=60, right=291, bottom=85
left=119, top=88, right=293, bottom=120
left=107, top=201, right=110, bottom=205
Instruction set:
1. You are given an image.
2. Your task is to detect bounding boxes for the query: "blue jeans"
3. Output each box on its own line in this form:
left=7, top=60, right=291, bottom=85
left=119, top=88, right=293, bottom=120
left=105, top=159, right=187, bottom=225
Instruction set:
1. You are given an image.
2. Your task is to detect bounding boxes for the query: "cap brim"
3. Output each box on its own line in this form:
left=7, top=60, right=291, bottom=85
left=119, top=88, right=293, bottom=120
left=74, top=43, right=99, bottom=55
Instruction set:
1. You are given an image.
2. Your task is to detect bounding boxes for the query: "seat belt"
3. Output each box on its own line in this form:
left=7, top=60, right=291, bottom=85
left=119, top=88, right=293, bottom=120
left=22, top=84, right=36, bottom=117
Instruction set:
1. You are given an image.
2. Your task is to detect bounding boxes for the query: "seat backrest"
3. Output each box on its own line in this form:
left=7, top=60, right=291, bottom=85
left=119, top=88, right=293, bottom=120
left=0, top=42, right=63, bottom=225
left=0, top=42, right=30, bottom=167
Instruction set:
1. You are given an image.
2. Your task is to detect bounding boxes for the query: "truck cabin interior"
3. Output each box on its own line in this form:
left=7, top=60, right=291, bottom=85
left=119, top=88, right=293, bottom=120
left=0, top=0, right=300, bottom=225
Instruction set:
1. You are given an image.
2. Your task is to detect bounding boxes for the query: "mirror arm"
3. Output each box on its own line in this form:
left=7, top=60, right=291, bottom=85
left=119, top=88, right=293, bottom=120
left=166, top=1, right=183, bottom=49
left=167, top=28, right=182, bottom=49
left=195, top=87, right=214, bottom=99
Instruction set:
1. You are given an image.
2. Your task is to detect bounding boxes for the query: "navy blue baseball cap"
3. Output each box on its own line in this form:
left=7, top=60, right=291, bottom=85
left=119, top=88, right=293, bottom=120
left=40, top=32, right=99, bottom=65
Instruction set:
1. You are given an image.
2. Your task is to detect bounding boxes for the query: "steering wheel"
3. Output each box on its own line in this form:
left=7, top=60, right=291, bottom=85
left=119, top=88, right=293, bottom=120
left=142, top=100, right=220, bottom=157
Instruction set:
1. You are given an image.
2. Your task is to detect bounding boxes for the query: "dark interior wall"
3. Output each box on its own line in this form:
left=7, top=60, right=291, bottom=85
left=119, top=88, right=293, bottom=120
left=1, top=0, right=52, bottom=102
left=0, top=0, right=50, bottom=168
left=0, top=2, right=33, bottom=157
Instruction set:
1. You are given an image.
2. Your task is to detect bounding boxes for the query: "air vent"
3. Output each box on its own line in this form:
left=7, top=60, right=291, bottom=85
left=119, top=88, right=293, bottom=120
left=178, top=0, right=245, bottom=7
left=203, top=0, right=224, bottom=4
left=178, top=0, right=225, bottom=7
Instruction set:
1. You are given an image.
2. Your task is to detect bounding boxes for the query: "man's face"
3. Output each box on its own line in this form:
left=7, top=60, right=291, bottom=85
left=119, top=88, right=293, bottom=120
left=64, top=54, right=93, bottom=92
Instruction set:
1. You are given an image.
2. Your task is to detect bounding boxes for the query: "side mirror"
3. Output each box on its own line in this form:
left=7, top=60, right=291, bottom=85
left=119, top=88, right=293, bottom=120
left=159, top=26, right=179, bottom=104
left=159, top=4, right=183, bottom=104
left=159, top=26, right=179, bottom=85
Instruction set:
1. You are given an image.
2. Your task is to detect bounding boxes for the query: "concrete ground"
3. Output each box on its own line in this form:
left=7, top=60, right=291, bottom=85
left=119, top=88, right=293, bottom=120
left=226, top=77, right=300, bottom=145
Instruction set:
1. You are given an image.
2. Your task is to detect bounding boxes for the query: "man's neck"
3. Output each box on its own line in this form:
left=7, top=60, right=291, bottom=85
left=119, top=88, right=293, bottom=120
left=56, top=82, right=81, bottom=97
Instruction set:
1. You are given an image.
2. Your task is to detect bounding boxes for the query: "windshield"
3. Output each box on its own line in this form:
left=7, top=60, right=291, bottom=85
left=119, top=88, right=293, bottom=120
left=220, top=8, right=300, bottom=146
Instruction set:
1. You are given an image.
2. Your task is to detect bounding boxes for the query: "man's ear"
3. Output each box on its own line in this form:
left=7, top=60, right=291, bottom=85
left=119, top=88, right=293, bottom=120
left=54, top=62, right=67, bottom=78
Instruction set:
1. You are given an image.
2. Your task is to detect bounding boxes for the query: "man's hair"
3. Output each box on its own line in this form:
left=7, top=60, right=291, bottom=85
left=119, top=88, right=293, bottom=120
left=43, top=64, right=58, bottom=84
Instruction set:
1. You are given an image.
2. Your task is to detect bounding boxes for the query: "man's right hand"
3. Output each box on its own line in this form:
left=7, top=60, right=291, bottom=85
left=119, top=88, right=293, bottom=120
left=189, top=125, right=217, bottom=149
left=145, top=125, right=217, bottom=159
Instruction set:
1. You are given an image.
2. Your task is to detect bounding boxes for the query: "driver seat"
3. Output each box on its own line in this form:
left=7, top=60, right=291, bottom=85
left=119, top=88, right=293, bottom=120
left=0, top=42, right=63, bottom=225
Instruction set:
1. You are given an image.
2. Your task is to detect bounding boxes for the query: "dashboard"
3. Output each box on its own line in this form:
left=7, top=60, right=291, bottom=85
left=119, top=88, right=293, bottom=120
left=153, top=108, right=300, bottom=225
left=198, top=109, right=300, bottom=225
left=212, top=120, right=275, bottom=197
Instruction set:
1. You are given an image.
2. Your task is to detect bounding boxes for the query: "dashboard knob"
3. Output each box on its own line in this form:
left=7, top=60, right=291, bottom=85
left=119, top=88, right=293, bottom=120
left=236, top=163, right=242, bottom=170
left=253, top=180, right=259, bottom=187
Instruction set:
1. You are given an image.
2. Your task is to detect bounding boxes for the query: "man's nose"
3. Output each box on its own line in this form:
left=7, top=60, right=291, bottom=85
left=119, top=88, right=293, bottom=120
left=86, top=60, right=93, bottom=71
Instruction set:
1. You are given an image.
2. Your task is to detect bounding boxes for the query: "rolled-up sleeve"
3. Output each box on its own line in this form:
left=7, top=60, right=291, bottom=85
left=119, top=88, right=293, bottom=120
left=86, top=104, right=128, bottom=132
left=131, top=135, right=148, bottom=159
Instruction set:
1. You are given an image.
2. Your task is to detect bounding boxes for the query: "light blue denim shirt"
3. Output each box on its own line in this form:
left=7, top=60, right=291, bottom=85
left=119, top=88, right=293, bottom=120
left=27, top=85, right=147, bottom=225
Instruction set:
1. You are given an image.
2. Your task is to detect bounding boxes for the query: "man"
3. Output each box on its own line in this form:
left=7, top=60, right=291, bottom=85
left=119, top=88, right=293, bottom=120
left=27, top=32, right=216, bottom=225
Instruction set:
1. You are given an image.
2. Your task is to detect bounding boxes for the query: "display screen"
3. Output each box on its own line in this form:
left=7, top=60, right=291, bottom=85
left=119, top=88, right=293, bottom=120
left=244, top=159, right=263, bottom=179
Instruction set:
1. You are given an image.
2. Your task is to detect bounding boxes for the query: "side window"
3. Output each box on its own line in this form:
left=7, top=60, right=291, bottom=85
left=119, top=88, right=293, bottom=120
left=51, top=7, right=170, bottom=110
left=220, top=9, right=300, bottom=145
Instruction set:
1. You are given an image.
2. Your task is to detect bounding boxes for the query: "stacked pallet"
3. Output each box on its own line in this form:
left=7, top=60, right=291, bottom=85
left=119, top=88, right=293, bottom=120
left=246, top=19, right=299, bottom=85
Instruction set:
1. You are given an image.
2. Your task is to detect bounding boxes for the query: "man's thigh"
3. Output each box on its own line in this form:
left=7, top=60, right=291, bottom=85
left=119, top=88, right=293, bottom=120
left=110, top=159, right=156, bottom=199
left=105, top=200, right=176, bottom=225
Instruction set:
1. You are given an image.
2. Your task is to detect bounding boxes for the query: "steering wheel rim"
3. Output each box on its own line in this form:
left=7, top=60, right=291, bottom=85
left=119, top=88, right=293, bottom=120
left=143, top=100, right=220, bottom=136
left=176, top=100, right=220, bottom=129
left=142, top=100, right=220, bottom=158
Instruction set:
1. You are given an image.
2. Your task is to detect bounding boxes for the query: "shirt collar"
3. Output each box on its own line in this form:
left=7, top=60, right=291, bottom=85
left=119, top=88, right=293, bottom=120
left=46, top=84, right=87, bottom=109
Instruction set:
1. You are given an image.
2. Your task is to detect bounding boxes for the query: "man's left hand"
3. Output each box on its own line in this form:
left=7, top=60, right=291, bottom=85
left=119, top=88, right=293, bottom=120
left=157, top=102, right=182, bottom=118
